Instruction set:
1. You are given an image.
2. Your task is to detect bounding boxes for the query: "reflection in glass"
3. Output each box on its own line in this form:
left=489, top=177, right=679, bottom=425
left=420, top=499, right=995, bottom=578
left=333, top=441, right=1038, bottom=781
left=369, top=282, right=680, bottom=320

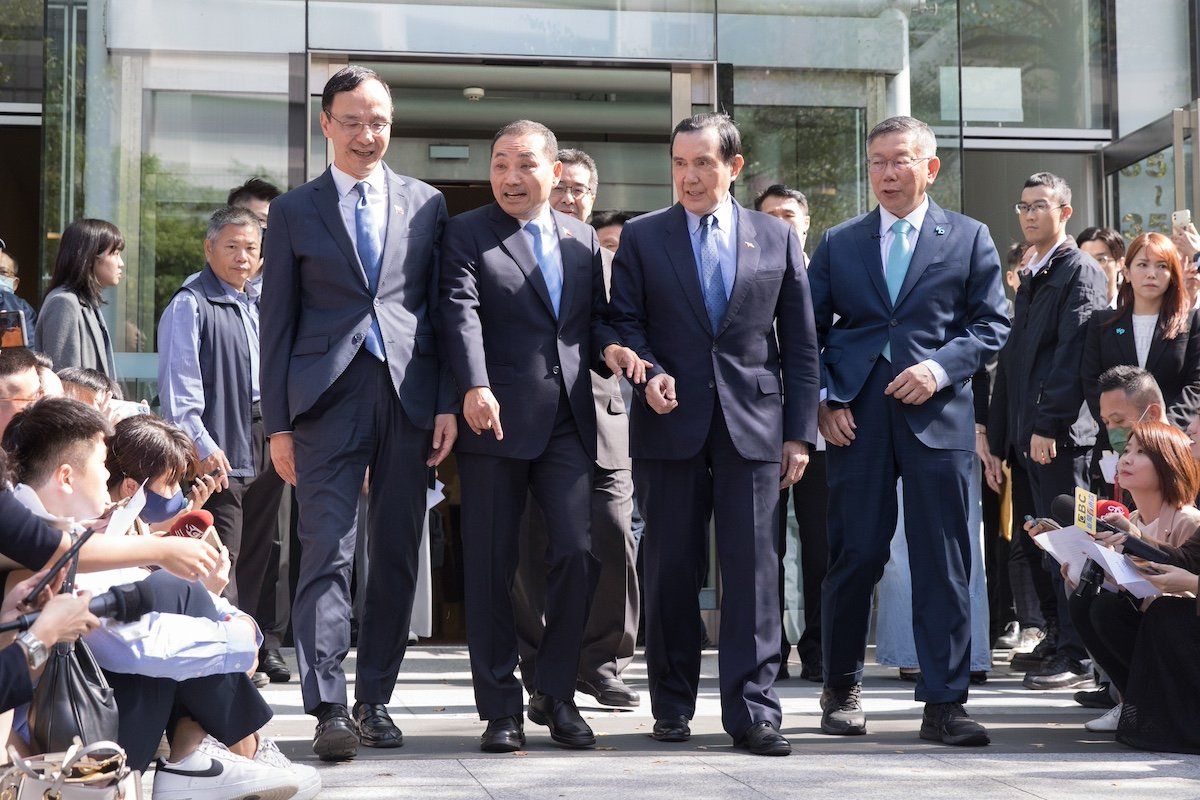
left=1115, top=147, right=1177, bottom=243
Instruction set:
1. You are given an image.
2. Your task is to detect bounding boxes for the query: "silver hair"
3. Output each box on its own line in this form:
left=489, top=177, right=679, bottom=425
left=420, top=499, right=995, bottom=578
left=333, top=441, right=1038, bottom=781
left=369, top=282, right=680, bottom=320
left=866, top=116, right=938, bottom=157
left=205, top=206, right=261, bottom=242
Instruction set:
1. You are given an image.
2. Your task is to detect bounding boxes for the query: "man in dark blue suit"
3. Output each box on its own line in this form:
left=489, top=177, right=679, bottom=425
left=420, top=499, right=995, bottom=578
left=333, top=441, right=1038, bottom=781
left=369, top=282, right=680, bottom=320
left=260, top=66, right=458, bottom=760
left=808, top=116, right=1009, bottom=746
left=438, top=120, right=645, bottom=754
left=609, top=113, right=820, bottom=756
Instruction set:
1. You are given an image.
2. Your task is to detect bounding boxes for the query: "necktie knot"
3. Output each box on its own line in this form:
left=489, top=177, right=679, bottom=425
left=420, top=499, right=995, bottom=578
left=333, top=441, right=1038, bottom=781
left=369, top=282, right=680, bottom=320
left=701, top=213, right=716, bottom=232
left=356, top=181, right=370, bottom=205
left=891, top=218, right=912, bottom=236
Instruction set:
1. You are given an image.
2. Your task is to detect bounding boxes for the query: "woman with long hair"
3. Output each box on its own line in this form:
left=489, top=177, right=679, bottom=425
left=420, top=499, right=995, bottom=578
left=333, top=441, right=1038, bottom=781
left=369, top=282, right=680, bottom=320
left=35, top=219, right=125, bottom=376
left=1081, top=232, right=1200, bottom=442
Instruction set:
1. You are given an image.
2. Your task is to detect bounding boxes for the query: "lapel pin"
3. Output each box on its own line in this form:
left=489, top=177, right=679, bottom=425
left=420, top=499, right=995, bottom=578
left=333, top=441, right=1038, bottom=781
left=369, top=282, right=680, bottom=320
left=745, top=241, right=756, bottom=248
left=561, top=228, right=574, bottom=238
left=934, top=226, right=946, bottom=235
left=1116, top=327, right=1126, bottom=335
left=394, top=205, right=404, bottom=215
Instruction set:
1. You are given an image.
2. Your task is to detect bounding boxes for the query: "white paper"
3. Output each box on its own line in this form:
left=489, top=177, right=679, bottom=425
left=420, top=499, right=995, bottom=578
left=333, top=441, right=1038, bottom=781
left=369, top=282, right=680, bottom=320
left=426, top=479, right=445, bottom=512
left=1087, top=546, right=1162, bottom=599
left=103, top=482, right=147, bottom=538
left=1099, top=451, right=1119, bottom=484
left=1034, top=524, right=1160, bottom=598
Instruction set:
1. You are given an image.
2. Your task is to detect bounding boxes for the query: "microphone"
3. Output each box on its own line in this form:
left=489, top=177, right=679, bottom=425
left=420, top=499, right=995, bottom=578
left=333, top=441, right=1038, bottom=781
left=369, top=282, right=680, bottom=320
left=1050, top=494, right=1172, bottom=563
left=1096, top=499, right=1129, bottom=519
left=0, top=581, right=156, bottom=634
left=168, top=510, right=214, bottom=539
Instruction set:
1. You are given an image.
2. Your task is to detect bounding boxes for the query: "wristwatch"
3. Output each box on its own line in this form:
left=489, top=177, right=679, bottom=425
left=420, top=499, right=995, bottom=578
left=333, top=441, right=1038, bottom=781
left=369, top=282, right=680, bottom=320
left=16, top=630, right=49, bottom=670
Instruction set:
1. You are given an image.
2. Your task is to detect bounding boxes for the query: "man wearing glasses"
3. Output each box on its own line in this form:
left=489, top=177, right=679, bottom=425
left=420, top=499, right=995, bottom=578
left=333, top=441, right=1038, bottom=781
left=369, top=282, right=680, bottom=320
left=260, top=65, right=457, bottom=761
left=987, top=173, right=1108, bottom=692
left=809, top=115, right=1009, bottom=746
left=0, top=346, right=43, bottom=438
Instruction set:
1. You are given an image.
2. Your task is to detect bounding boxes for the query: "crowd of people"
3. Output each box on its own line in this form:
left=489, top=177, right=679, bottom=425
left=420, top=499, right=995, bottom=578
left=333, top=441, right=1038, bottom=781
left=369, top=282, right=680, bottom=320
left=2, top=63, right=1200, bottom=798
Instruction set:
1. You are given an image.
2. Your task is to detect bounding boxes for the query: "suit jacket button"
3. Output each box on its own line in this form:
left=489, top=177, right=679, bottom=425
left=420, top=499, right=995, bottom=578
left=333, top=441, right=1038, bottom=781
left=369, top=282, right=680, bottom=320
left=374, top=298, right=382, bottom=307
left=552, top=365, right=561, bottom=375
left=890, top=319, right=898, bottom=327
left=711, top=344, right=718, bottom=352
left=707, top=380, right=715, bottom=388
left=353, top=333, right=363, bottom=343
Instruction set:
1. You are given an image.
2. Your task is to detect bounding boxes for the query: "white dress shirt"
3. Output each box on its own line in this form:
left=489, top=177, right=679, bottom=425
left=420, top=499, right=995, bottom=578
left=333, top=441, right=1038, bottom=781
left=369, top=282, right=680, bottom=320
left=330, top=162, right=388, bottom=269
left=877, top=198, right=949, bottom=390
left=1132, top=314, right=1158, bottom=368
left=1026, top=232, right=1069, bottom=277
left=10, top=484, right=261, bottom=681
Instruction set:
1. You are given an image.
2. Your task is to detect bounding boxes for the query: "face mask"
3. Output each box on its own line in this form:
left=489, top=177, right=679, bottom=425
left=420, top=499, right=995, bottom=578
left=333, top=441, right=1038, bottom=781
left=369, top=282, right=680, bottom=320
left=0, top=276, right=14, bottom=293
left=1107, top=426, right=1131, bottom=455
left=140, top=487, right=187, bottom=523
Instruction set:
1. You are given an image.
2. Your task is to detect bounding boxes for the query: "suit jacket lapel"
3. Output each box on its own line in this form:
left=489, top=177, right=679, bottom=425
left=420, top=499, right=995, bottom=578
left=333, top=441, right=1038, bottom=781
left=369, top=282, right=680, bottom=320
left=378, top=165, right=409, bottom=292
left=311, top=168, right=368, bottom=288
left=854, top=209, right=890, bottom=308
left=1146, top=316, right=1170, bottom=371
left=664, top=204, right=712, bottom=332
left=1112, top=309, right=1137, bottom=366
left=894, top=200, right=949, bottom=309
left=81, top=303, right=108, bottom=373
left=715, top=201, right=758, bottom=338
left=488, top=205, right=556, bottom=319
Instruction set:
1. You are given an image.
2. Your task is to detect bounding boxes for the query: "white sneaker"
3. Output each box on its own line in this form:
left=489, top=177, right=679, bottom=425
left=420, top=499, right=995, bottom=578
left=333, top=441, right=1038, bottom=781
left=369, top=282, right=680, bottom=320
left=1084, top=703, right=1123, bottom=732
left=152, top=742, right=299, bottom=800
left=255, top=737, right=323, bottom=800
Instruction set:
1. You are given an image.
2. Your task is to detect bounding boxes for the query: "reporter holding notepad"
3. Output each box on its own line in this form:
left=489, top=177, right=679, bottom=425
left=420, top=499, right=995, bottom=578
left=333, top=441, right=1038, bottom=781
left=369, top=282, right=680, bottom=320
left=1064, top=421, right=1200, bottom=733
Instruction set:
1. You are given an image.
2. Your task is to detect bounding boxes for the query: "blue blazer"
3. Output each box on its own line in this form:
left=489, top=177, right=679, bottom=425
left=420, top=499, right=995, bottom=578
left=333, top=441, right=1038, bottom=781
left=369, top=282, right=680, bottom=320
left=259, top=165, right=454, bottom=435
left=609, top=201, right=820, bottom=462
left=807, top=200, right=1010, bottom=451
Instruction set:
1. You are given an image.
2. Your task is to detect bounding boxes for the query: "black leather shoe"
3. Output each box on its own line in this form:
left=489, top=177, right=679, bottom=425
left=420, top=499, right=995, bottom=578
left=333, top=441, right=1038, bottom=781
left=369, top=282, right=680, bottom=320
left=353, top=702, right=403, bottom=748
left=260, top=648, right=291, bottom=683
left=920, top=702, right=990, bottom=746
left=778, top=663, right=792, bottom=681
left=577, top=678, right=640, bottom=708
left=1022, top=655, right=1095, bottom=690
left=1074, top=685, right=1118, bottom=709
left=970, top=671, right=988, bottom=686
left=527, top=692, right=595, bottom=748
left=313, top=703, right=358, bottom=761
left=898, top=668, right=921, bottom=683
left=798, top=661, right=823, bottom=683
left=820, top=684, right=866, bottom=736
left=736, top=721, right=792, bottom=756
left=650, top=716, right=691, bottom=742
left=481, top=716, right=526, bottom=753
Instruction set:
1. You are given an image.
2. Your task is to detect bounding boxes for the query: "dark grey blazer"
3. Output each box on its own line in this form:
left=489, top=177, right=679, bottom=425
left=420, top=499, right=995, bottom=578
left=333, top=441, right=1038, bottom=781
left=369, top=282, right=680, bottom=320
left=593, top=248, right=630, bottom=471
left=259, top=165, right=454, bottom=435
left=438, top=203, right=614, bottom=462
left=36, top=286, right=115, bottom=376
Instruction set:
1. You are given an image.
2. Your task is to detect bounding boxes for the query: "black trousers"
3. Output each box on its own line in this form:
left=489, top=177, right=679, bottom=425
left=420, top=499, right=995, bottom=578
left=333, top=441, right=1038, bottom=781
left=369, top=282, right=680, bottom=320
left=1019, top=447, right=1091, bottom=661
left=1006, top=456, right=1055, bottom=630
left=637, top=404, right=782, bottom=739
left=206, top=403, right=287, bottom=645
left=1069, top=589, right=1142, bottom=695
left=457, top=390, right=599, bottom=721
left=105, top=570, right=272, bottom=772
left=291, top=351, right=432, bottom=712
left=777, top=451, right=827, bottom=669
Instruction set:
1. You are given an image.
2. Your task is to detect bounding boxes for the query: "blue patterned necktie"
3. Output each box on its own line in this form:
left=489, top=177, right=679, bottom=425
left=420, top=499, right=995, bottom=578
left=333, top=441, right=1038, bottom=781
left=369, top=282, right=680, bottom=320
left=699, top=214, right=727, bottom=333
left=355, top=181, right=385, bottom=360
left=525, top=220, right=562, bottom=318
left=882, top=218, right=914, bottom=361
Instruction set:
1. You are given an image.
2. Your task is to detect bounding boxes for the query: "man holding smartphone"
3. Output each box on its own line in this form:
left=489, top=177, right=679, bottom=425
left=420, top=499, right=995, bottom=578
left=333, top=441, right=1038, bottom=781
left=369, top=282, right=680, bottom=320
left=158, top=206, right=291, bottom=684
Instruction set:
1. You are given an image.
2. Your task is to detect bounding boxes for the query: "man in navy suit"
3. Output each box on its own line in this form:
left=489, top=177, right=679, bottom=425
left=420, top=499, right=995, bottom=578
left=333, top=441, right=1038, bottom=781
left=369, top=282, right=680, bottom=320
left=609, top=113, right=820, bottom=756
left=260, top=66, right=457, bottom=760
left=438, top=120, right=645, bottom=754
left=808, top=115, right=1009, bottom=746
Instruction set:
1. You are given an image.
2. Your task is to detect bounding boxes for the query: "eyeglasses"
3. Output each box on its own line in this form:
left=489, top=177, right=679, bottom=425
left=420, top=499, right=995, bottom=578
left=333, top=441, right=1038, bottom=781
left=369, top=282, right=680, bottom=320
left=0, top=396, right=39, bottom=407
left=866, top=157, right=931, bottom=173
left=551, top=184, right=593, bottom=199
left=325, top=112, right=391, bottom=136
left=1092, top=254, right=1115, bottom=265
left=1014, top=202, right=1067, bottom=215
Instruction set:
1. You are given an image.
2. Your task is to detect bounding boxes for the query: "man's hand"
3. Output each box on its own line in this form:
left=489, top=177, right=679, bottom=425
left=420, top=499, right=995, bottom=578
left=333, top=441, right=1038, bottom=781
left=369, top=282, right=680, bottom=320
left=427, top=413, right=458, bottom=466
left=200, top=450, right=232, bottom=491
left=884, top=363, right=938, bottom=405
left=29, top=592, right=100, bottom=647
left=779, top=440, right=810, bottom=489
left=270, top=433, right=297, bottom=486
left=1, top=567, right=66, bottom=625
left=975, top=429, right=1004, bottom=493
left=818, top=402, right=856, bottom=446
left=155, top=537, right=220, bottom=582
left=644, top=374, right=678, bottom=415
left=464, top=387, right=504, bottom=439
left=202, top=545, right=232, bottom=595
left=1029, top=433, right=1057, bottom=465
left=603, top=344, right=654, bottom=385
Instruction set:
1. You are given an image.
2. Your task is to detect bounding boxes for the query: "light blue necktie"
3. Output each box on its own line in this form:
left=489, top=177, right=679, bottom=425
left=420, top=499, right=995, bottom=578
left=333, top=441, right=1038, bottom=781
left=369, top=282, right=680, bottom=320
left=699, top=214, right=727, bottom=334
left=882, top=218, right=914, bottom=361
left=525, top=221, right=562, bottom=318
left=355, top=181, right=385, bottom=360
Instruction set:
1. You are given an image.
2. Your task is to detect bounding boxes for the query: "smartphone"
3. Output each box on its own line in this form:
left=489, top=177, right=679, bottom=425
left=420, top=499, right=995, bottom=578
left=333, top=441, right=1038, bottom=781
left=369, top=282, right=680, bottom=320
left=206, top=467, right=224, bottom=478
left=1023, top=514, right=1061, bottom=531
left=0, top=309, right=26, bottom=348
left=1173, top=209, right=1192, bottom=230
left=22, top=526, right=97, bottom=605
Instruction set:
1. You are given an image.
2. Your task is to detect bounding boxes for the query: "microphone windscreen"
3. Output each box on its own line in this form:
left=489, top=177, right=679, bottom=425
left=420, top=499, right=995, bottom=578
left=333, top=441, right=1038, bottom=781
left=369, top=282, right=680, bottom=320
left=1050, top=494, right=1076, bottom=527
left=1096, top=499, right=1130, bottom=518
left=129, top=579, right=156, bottom=619
left=168, top=509, right=215, bottom=539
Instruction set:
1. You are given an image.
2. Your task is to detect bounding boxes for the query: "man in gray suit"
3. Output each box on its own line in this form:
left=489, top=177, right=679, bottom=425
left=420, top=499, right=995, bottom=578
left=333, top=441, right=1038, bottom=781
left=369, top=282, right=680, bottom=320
left=259, top=65, right=457, bottom=761
left=512, top=148, right=641, bottom=709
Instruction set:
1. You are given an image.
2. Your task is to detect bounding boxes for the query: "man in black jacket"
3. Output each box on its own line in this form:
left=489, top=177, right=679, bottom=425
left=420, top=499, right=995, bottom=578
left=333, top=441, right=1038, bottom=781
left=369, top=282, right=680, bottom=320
left=988, top=172, right=1108, bottom=690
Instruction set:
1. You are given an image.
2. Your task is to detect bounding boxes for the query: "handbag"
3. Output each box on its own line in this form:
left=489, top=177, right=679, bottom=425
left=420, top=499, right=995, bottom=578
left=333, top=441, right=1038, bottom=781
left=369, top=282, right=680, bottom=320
left=26, top=546, right=120, bottom=753
left=1, top=740, right=142, bottom=800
